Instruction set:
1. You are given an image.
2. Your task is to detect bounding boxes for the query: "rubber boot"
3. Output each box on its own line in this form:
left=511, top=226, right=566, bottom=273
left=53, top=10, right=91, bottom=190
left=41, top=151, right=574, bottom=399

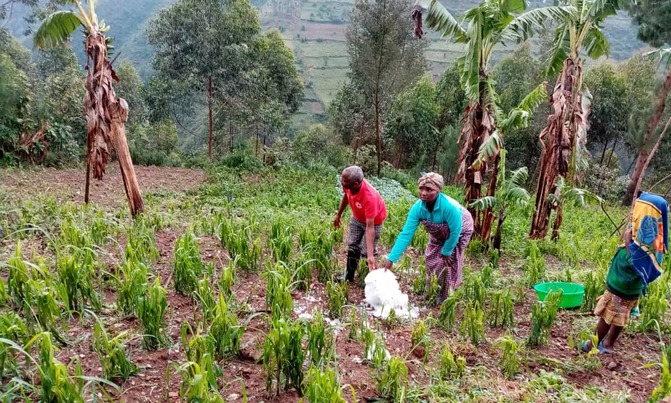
left=345, top=248, right=360, bottom=282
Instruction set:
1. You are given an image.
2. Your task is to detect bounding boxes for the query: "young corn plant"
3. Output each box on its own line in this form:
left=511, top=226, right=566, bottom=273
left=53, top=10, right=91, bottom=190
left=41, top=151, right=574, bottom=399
left=7, top=242, right=32, bottom=308
left=27, top=332, right=84, bottom=402
left=176, top=358, right=224, bottom=403
left=195, top=278, right=217, bottom=321
left=262, top=317, right=306, bottom=397
left=0, top=278, right=6, bottom=307
left=269, top=217, right=294, bottom=263
left=326, top=280, right=348, bottom=319
left=57, top=248, right=101, bottom=312
left=480, top=263, right=494, bottom=288
left=209, top=294, right=243, bottom=358
left=495, top=335, right=520, bottom=380
left=639, top=282, right=668, bottom=332
left=376, top=357, right=408, bottom=402
left=527, top=289, right=563, bottom=347
left=463, top=273, right=486, bottom=309
left=181, top=324, right=218, bottom=388
left=410, top=319, right=430, bottom=363
left=116, top=257, right=149, bottom=316
left=173, top=231, right=204, bottom=296
left=581, top=269, right=605, bottom=312
left=219, top=258, right=237, bottom=301
left=412, top=264, right=427, bottom=296
left=264, top=264, right=294, bottom=321
left=365, top=332, right=388, bottom=370
left=438, top=344, right=466, bottom=380
left=93, top=321, right=138, bottom=380
left=426, top=274, right=440, bottom=307
left=523, top=241, right=546, bottom=287
left=292, top=256, right=313, bottom=293
left=348, top=307, right=361, bottom=341
left=487, top=290, right=514, bottom=328
left=302, top=366, right=346, bottom=403
left=355, top=259, right=369, bottom=289
left=306, top=311, right=334, bottom=367
left=125, top=217, right=160, bottom=263
left=489, top=248, right=500, bottom=269
left=138, top=278, right=167, bottom=350
left=0, top=311, right=28, bottom=378
left=460, top=300, right=485, bottom=345
left=437, top=294, right=460, bottom=331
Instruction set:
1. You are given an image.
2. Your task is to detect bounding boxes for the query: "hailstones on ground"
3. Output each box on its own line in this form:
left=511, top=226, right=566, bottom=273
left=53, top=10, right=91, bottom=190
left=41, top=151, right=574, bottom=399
left=364, top=269, right=418, bottom=319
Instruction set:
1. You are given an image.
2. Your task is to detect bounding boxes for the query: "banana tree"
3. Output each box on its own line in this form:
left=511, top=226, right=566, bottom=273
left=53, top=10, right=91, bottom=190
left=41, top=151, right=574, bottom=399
left=34, top=0, right=144, bottom=217
left=416, top=0, right=569, bottom=237
left=471, top=150, right=531, bottom=251
left=530, top=0, right=626, bottom=239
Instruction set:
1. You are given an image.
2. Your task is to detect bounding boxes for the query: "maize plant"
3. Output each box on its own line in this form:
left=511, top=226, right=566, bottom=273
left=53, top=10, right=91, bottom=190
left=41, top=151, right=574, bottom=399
left=219, top=259, right=237, bottom=301
left=0, top=311, right=28, bottom=378
left=181, top=324, right=218, bottom=388
left=495, top=335, right=520, bottom=380
left=302, top=366, right=346, bottom=403
left=263, top=317, right=306, bottom=396
left=138, top=278, right=167, bottom=350
left=176, top=358, right=224, bottom=403
left=437, top=295, right=459, bottom=331
left=125, top=217, right=160, bottom=263
left=93, top=321, right=138, bottom=380
left=426, top=274, right=440, bottom=307
left=481, top=263, right=494, bottom=288
left=348, top=307, right=362, bottom=341
left=523, top=241, right=546, bottom=287
left=58, top=219, right=93, bottom=250
left=269, top=217, right=294, bottom=263
left=264, top=264, right=294, bottom=321
left=640, top=280, right=668, bottom=332
left=355, top=259, right=369, bottom=289
left=292, top=256, right=313, bottom=293
left=488, top=290, right=514, bottom=328
left=460, top=300, right=485, bottom=345
left=27, top=332, right=84, bottom=402
left=410, top=319, right=430, bottom=362
left=463, top=274, right=486, bottom=309
left=306, top=311, right=333, bottom=367
left=365, top=332, right=388, bottom=370
left=196, top=278, right=217, bottom=322
left=209, top=294, right=243, bottom=358
left=173, top=231, right=204, bottom=296
left=116, top=257, right=148, bottom=316
left=438, top=344, right=465, bottom=380
left=326, top=280, right=348, bottom=319
left=650, top=336, right=671, bottom=402
left=489, top=248, right=500, bottom=269
left=527, top=289, right=563, bottom=347
left=7, top=243, right=31, bottom=308
left=412, top=264, right=427, bottom=296
left=0, top=278, right=6, bottom=307
left=377, top=357, right=408, bottom=402
left=581, top=270, right=605, bottom=312
left=57, top=248, right=101, bottom=312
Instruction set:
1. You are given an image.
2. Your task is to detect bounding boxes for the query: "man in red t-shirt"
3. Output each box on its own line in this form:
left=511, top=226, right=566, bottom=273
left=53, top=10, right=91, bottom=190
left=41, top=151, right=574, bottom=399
left=334, top=165, right=387, bottom=282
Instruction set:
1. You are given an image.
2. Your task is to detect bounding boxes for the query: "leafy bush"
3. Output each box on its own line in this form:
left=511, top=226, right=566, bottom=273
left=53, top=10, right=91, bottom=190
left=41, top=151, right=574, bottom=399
left=291, top=124, right=351, bottom=168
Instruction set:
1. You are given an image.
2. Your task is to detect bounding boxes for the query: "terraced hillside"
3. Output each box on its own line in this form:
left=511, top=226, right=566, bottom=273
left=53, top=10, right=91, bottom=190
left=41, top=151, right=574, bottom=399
left=3, top=0, right=645, bottom=129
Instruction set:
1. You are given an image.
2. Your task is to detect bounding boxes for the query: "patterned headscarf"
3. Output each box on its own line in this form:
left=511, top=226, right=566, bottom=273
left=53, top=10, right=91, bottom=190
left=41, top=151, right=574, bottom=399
left=418, top=172, right=444, bottom=191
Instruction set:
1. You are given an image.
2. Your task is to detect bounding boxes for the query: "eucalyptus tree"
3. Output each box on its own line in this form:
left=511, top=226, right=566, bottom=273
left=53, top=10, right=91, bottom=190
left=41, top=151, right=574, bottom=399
left=416, top=0, right=560, bottom=240
left=34, top=0, right=144, bottom=216
left=347, top=0, right=427, bottom=175
left=529, top=0, right=626, bottom=239
left=623, top=0, right=671, bottom=205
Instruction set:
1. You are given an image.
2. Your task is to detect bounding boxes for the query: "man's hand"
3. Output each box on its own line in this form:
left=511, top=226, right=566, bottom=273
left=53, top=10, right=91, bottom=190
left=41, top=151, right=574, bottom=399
left=382, top=259, right=393, bottom=271
left=333, top=214, right=341, bottom=229
left=367, top=255, right=377, bottom=270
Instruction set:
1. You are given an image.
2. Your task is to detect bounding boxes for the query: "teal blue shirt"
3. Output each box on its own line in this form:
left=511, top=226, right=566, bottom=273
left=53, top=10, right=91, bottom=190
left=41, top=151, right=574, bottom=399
left=387, top=193, right=463, bottom=263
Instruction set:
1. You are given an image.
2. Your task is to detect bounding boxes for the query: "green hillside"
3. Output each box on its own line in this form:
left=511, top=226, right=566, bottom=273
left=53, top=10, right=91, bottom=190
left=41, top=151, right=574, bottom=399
left=3, top=0, right=646, bottom=129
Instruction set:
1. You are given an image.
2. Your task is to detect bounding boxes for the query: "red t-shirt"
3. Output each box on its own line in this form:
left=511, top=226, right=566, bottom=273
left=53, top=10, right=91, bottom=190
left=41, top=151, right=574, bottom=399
left=344, top=179, right=387, bottom=225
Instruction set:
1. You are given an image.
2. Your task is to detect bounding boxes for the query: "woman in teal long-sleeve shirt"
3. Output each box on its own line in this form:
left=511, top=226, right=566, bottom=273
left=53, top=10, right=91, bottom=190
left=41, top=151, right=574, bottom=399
left=382, top=172, right=473, bottom=302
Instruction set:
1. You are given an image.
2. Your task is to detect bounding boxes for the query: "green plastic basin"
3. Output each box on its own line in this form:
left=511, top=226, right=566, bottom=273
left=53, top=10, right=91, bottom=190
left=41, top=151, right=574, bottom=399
left=533, top=282, right=585, bottom=309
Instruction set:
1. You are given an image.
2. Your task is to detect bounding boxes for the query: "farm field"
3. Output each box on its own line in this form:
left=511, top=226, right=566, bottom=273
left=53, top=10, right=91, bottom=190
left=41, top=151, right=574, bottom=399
left=0, top=165, right=669, bottom=402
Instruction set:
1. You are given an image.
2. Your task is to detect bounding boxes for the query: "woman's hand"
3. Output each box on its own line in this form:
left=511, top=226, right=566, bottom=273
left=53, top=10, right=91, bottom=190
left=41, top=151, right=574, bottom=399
left=382, top=259, right=393, bottom=271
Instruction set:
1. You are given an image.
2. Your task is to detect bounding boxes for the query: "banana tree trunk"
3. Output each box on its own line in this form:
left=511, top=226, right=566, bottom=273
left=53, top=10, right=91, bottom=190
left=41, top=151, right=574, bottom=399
left=530, top=57, right=580, bottom=239
left=493, top=209, right=505, bottom=251
left=479, top=153, right=500, bottom=245
left=551, top=203, right=563, bottom=241
left=84, top=32, right=143, bottom=217
left=623, top=65, right=671, bottom=205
